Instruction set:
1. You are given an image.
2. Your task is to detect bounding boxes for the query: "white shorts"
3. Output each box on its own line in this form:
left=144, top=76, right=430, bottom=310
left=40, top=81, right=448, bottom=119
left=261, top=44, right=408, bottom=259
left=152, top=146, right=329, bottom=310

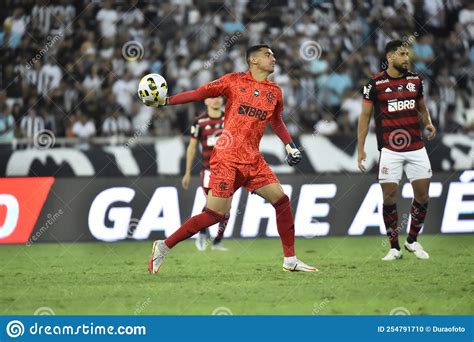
left=378, top=147, right=432, bottom=184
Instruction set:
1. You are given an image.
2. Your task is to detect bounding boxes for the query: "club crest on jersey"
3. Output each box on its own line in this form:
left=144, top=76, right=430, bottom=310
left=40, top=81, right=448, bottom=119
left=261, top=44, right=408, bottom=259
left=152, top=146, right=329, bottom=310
left=266, top=91, right=274, bottom=103
left=254, top=89, right=260, bottom=97
left=406, top=83, right=416, bottom=92
left=388, top=99, right=416, bottom=112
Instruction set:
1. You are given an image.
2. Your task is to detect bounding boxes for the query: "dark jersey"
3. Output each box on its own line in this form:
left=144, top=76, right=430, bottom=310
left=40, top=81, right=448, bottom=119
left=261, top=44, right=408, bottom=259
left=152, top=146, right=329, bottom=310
left=190, top=111, right=224, bottom=170
left=363, top=71, right=424, bottom=152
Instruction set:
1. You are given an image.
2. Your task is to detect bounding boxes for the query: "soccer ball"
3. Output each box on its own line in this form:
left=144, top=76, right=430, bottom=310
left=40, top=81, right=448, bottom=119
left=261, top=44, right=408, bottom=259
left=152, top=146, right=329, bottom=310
left=137, top=73, right=168, bottom=106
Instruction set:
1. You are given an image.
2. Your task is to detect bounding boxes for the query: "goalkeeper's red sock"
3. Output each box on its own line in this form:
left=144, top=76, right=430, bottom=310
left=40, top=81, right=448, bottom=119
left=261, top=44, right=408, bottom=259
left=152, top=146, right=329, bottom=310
left=273, top=195, right=295, bottom=257
left=164, top=208, right=225, bottom=248
left=213, top=213, right=229, bottom=244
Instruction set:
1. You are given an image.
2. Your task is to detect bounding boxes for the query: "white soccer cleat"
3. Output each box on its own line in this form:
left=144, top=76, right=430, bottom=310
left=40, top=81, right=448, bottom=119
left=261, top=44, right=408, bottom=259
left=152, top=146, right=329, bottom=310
left=211, top=243, right=228, bottom=251
left=382, top=248, right=403, bottom=261
left=195, top=233, right=207, bottom=251
left=148, top=240, right=170, bottom=274
left=404, top=241, right=429, bottom=259
left=283, top=259, right=319, bottom=272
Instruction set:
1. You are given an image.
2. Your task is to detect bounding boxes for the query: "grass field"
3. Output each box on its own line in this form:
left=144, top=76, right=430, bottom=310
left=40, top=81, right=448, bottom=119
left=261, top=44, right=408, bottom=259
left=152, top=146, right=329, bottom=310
left=0, top=235, right=472, bottom=315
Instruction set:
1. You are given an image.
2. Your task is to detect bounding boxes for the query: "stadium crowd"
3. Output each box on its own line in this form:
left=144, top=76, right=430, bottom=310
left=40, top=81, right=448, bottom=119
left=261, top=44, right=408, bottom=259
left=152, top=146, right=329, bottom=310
left=0, top=0, right=473, bottom=147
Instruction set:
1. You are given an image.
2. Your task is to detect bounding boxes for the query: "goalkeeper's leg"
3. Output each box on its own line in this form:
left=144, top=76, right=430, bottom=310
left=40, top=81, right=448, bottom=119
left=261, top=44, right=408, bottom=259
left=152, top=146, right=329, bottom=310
left=149, top=191, right=232, bottom=274
left=253, top=182, right=318, bottom=272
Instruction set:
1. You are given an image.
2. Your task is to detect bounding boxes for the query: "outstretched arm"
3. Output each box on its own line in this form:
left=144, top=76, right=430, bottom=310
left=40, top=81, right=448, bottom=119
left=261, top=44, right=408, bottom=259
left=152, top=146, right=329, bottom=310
left=168, top=76, right=229, bottom=105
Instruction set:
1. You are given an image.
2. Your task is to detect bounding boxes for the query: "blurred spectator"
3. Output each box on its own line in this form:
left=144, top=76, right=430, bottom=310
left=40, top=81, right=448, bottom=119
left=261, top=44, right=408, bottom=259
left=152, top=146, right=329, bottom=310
left=0, top=102, right=15, bottom=148
left=72, top=110, right=96, bottom=150
left=20, top=108, right=44, bottom=145
left=102, top=108, right=131, bottom=137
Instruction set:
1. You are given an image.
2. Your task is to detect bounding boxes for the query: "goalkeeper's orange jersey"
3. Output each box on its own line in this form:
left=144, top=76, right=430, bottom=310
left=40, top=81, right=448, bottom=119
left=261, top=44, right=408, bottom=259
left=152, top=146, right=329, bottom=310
left=169, top=71, right=291, bottom=164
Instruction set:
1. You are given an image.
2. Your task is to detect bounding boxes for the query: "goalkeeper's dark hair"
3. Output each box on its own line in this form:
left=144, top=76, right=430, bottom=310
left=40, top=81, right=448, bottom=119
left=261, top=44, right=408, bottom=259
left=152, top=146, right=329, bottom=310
left=385, top=40, right=404, bottom=56
left=246, top=44, right=271, bottom=65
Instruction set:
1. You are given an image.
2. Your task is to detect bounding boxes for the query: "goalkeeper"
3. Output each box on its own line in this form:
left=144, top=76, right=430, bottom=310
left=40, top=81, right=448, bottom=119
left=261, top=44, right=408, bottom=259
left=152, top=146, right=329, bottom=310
left=147, top=45, right=318, bottom=274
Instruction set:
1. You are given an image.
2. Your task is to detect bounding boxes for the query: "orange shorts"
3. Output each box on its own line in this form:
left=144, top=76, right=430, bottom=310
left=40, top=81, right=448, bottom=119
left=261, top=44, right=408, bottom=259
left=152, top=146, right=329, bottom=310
left=208, top=155, right=279, bottom=198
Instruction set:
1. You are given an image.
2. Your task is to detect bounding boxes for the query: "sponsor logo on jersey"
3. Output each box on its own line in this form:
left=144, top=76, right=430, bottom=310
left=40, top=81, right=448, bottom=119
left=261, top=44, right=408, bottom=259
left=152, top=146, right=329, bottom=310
left=238, top=104, right=268, bottom=120
left=376, top=79, right=389, bottom=85
left=406, top=76, right=419, bottom=80
left=387, top=99, right=416, bottom=112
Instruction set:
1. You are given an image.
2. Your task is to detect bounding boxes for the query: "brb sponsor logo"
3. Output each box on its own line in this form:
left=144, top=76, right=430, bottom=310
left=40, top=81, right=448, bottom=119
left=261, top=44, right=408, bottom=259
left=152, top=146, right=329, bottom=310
left=387, top=99, right=415, bottom=112
left=238, top=104, right=267, bottom=120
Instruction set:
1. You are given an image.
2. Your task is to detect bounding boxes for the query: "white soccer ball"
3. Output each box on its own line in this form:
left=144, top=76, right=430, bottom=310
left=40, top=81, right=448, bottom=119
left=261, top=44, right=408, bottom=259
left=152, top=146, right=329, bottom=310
left=137, top=73, right=168, bottom=106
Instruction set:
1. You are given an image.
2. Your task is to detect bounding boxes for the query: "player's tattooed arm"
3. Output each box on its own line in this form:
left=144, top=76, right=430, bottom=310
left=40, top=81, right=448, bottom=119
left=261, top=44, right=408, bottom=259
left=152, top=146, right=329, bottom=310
left=416, top=97, right=436, bottom=140
left=357, top=100, right=373, bottom=172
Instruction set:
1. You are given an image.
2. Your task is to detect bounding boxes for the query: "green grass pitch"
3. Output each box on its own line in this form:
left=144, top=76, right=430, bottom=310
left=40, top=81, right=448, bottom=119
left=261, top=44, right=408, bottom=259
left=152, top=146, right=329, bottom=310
left=1, top=235, right=472, bottom=315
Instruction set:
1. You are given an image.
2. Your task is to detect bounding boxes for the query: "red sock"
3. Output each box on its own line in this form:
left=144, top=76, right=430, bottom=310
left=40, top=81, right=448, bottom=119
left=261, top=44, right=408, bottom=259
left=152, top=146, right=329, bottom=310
left=273, top=195, right=295, bottom=257
left=165, top=208, right=225, bottom=248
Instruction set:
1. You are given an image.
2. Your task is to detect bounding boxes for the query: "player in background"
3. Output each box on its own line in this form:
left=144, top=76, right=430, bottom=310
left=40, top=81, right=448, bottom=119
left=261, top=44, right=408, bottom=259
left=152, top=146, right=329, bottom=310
left=182, top=96, right=229, bottom=251
left=147, top=44, right=317, bottom=273
left=357, top=40, right=436, bottom=261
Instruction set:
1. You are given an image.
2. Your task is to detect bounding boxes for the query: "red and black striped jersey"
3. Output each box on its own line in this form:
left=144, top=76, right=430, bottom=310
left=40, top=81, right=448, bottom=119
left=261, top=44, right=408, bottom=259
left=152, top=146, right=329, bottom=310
left=363, top=71, right=424, bottom=152
left=190, top=111, right=224, bottom=170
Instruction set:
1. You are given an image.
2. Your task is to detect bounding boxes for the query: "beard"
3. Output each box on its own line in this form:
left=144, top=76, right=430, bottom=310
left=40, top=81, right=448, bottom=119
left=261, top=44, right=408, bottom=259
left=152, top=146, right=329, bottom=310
left=394, top=62, right=408, bottom=73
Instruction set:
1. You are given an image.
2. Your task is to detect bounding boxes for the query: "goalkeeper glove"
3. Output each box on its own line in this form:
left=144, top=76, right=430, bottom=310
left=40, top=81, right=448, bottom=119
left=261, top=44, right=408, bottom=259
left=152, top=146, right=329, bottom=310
left=285, top=142, right=302, bottom=166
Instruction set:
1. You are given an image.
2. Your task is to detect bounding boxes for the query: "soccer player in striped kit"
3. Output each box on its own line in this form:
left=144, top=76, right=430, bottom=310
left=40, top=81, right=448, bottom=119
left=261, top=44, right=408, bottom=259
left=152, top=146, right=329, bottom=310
left=181, top=97, right=229, bottom=251
left=357, top=40, right=437, bottom=261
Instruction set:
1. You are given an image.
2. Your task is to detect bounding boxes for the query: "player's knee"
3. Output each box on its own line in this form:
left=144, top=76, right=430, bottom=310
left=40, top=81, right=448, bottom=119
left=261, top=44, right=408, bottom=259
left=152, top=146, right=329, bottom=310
left=415, top=193, right=429, bottom=204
